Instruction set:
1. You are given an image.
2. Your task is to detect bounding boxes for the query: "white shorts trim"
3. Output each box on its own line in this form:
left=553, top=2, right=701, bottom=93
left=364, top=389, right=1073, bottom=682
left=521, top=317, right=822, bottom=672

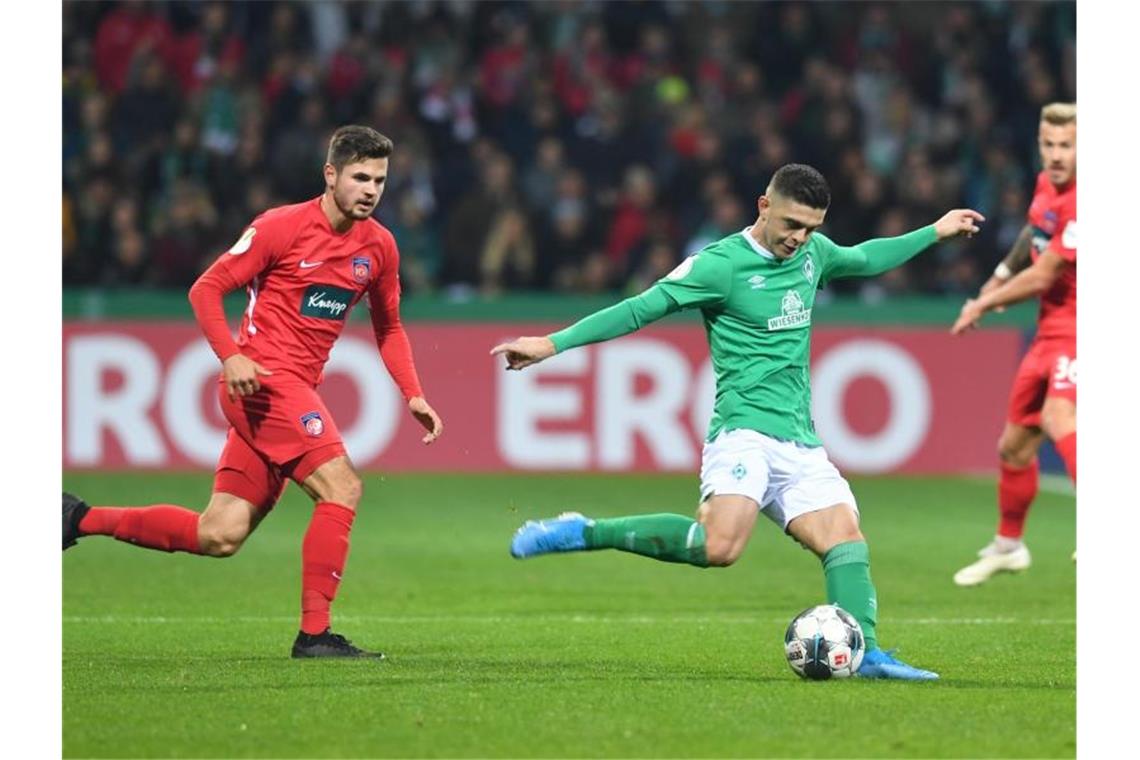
left=699, top=429, right=857, bottom=530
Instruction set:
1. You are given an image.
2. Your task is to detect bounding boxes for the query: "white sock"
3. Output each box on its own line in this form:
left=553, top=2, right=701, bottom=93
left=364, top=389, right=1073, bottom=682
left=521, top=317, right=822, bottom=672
left=994, top=535, right=1024, bottom=552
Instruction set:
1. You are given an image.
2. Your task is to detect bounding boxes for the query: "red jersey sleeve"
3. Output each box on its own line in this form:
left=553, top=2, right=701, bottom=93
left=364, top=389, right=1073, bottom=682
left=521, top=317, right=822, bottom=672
left=187, top=217, right=292, bottom=362
left=367, top=231, right=424, bottom=400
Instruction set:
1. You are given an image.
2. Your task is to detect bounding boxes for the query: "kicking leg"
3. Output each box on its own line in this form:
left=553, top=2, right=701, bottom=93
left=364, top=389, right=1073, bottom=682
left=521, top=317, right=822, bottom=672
left=787, top=504, right=873, bottom=648
left=789, top=503, right=937, bottom=681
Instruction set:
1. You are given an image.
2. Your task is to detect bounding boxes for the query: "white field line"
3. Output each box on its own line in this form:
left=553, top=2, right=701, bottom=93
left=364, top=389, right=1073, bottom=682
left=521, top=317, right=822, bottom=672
left=63, top=614, right=1074, bottom=626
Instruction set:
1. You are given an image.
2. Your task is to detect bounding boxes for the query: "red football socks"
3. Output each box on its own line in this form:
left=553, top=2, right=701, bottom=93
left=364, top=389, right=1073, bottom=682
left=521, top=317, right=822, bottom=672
left=1055, top=432, right=1077, bottom=483
left=997, top=459, right=1039, bottom=540
left=79, top=505, right=203, bottom=554
left=300, top=502, right=356, bottom=635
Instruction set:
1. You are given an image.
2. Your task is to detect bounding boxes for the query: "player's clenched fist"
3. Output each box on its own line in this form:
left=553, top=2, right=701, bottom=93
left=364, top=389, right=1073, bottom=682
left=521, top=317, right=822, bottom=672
left=933, top=209, right=986, bottom=240
left=490, top=336, right=557, bottom=370
left=222, top=353, right=273, bottom=400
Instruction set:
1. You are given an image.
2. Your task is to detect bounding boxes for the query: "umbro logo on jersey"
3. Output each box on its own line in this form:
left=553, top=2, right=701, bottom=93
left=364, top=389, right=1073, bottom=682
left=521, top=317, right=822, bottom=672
left=748, top=275, right=766, bottom=289
left=299, top=260, right=324, bottom=269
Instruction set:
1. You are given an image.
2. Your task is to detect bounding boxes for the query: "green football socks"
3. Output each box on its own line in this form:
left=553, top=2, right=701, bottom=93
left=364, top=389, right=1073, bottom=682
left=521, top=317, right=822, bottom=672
left=584, top=514, right=709, bottom=567
left=822, top=540, right=879, bottom=651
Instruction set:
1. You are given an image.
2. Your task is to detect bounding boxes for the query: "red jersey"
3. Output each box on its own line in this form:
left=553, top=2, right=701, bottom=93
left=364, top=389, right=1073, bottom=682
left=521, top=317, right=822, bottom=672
left=1026, top=171, right=1076, bottom=340
left=189, top=197, right=422, bottom=398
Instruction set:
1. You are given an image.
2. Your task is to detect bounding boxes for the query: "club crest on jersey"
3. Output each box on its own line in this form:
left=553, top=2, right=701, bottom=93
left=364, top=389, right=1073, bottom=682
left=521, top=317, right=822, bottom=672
left=300, top=411, right=325, bottom=437
left=802, top=256, right=815, bottom=283
left=352, top=257, right=371, bottom=283
left=1042, top=210, right=1058, bottom=234
left=767, top=290, right=812, bottom=331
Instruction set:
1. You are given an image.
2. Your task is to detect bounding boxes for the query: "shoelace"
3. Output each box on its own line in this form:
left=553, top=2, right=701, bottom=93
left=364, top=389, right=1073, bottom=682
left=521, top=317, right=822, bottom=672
left=326, top=633, right=355, bottom=649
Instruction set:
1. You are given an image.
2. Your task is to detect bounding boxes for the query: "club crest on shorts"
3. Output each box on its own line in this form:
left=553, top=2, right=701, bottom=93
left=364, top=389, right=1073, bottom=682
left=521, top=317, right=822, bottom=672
left=732, top=463, right=747, bottom=480
left=352, top=257, right=371, bottom=283
left=300, top=411, right=325, bottom=437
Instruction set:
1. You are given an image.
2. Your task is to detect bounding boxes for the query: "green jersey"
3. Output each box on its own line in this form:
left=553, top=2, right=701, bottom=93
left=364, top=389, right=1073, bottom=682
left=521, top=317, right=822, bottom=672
left=549, top=225, right=938, bottom=446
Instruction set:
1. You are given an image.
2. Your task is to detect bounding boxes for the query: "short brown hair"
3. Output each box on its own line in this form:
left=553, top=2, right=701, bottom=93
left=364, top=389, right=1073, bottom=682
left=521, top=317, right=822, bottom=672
left=1040, top=102, right=1076, bottom=126
left=326, top=125, right=393, bottom=170
left=769, top=163, right=831, bottom=209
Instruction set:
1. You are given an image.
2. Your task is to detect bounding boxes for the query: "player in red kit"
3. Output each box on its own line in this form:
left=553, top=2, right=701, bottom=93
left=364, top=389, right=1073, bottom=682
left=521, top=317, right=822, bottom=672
left=951, top=103, right=1076, bottom=586
left=63, top=125, right=444, bottom=657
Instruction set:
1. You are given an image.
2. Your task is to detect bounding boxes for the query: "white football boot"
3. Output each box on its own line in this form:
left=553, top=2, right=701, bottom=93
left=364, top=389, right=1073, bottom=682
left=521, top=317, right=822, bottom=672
left=953, top=540, right=1032, bottom=586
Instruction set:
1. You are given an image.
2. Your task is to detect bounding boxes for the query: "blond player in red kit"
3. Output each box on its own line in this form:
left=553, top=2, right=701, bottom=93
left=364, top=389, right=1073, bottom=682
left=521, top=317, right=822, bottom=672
left=63, top=126, right=443, bottom=657
left=951, top=103, right=1076, bottom=586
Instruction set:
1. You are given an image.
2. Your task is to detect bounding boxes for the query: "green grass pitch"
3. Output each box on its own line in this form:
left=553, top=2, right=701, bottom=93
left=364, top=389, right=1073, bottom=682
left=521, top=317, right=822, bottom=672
left=63, top=472, right=1075, bottom=758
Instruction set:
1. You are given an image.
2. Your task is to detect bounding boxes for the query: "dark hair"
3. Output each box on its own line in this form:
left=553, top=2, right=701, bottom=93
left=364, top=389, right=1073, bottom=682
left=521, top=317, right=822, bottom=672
left=768, top=163, right=831, bottom=209
left=326, top=125, right=393, bottom=170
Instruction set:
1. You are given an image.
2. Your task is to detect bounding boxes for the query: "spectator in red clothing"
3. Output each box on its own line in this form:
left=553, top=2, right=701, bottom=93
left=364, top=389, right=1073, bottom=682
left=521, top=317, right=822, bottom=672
left=479, top=16, right=533, bottom=111
left=326, top=33, right=374, bottom=125
left=93, top=0, right=174, bottom=94
left=605, top=165, right=659, bottom=276
left=552, top=21, right=612, bottom=119
left=167, top=1, right=245, bottom=94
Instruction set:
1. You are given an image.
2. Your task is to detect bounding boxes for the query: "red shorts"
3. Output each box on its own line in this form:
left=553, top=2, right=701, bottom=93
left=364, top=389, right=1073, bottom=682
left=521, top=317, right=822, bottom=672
left=1006, top=337, right=1077, bottom=428
left=213, top=378, right=346, bottom=514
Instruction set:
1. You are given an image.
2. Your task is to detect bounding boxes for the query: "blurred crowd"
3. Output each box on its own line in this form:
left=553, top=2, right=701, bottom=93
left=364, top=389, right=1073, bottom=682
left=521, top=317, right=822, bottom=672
left=62, top=0, right=1075, bottom=300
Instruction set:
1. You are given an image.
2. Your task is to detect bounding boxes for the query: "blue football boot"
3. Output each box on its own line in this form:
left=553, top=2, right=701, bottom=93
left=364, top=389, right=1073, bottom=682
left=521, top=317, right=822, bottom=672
left=510, top=512, right=591, bottom=558
left=858, top=648, right=939, bottom=680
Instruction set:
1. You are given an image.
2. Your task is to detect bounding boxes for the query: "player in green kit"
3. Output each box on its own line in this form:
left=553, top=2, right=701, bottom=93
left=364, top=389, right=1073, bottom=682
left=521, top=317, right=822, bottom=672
left=491, top=164, right=984, bottom=680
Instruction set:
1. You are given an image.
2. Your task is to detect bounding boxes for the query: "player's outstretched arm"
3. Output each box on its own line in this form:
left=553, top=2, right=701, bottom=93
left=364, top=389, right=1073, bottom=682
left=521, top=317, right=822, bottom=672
left=490, top=336, right=557, bottom=370
left=492, top=250, right=731, bottom=371
left=932, top=209, right=986, bottom=241
left=951, top=249, right=1068, bottom=335
left=824, top=209, right=984, bottom=280
left=491, top=285, right=680, bottom=371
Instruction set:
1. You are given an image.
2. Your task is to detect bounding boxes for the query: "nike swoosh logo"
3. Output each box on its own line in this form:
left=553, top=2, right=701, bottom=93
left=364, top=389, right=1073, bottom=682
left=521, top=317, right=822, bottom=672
left=299, top=260, right=324, bottom=269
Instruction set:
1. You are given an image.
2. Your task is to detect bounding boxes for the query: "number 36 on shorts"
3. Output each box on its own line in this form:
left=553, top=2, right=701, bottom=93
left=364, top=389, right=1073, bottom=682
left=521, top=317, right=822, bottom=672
left=1052, top=355, right=1077, bottom=388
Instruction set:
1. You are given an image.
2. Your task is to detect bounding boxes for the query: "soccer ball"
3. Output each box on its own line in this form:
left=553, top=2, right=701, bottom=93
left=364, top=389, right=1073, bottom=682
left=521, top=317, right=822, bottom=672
left=784, top=604, right=865, bottom=680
